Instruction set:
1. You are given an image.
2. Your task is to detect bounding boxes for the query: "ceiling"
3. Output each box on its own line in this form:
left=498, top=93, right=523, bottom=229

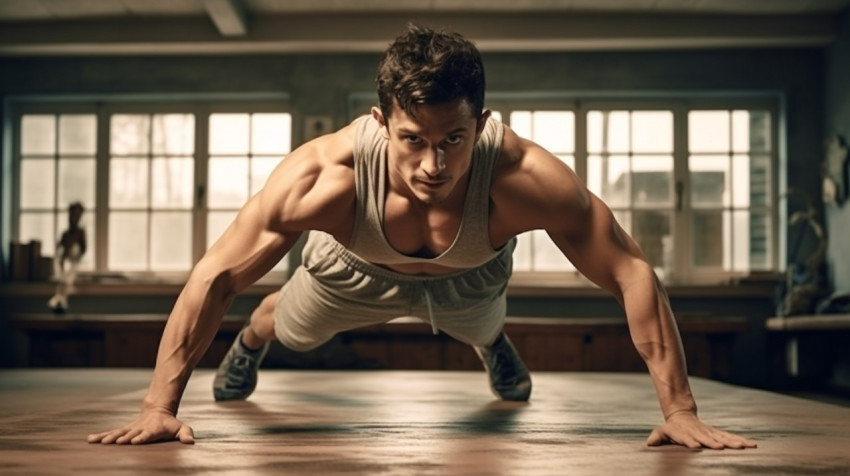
left=0, top=0, right=848, bottom=56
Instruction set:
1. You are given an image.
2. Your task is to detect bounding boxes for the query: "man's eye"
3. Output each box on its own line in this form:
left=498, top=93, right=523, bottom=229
left=444, top=136, right=462, bottom=145
left=405, top=136, right=423, bottom=144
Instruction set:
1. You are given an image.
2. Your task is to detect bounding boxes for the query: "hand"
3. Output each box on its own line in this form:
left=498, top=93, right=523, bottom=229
left=646, top=411, right=757, bottom=450
left=87, top=410, right=195, bottom=445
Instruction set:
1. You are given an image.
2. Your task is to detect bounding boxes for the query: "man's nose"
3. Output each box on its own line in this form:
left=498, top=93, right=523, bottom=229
left=422, top=147, right=446, bottom=176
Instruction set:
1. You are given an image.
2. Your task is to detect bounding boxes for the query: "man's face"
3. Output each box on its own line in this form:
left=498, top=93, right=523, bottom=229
left=373, top=98, right=489, bottom=205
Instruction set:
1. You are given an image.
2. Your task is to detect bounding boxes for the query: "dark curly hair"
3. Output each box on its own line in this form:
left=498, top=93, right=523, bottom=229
left=376, top=23, right=486, bottom=121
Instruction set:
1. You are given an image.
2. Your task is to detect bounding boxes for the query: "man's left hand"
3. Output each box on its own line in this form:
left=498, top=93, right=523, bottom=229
left=646, top=411, right=757, bottom=450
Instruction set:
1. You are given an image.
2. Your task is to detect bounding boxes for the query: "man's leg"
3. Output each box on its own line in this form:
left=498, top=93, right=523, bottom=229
left=474, top=332, right=532, bottom=402
left=212, top=292, right=278, bottom=401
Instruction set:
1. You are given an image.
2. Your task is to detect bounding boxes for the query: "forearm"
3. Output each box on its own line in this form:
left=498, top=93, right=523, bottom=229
left=620, top=267, right=697, bottom=420
left=141, top=271, right=236, bottom=415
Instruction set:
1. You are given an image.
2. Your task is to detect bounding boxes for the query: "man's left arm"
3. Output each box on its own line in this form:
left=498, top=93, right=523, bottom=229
left=550, top=193, right=757, bottom=449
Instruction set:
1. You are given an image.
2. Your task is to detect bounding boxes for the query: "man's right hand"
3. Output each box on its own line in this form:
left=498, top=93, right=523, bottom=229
left=87, top=410, right=195, bottom=445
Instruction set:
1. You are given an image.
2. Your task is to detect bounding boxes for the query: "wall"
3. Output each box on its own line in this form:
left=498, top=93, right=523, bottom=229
left=825, top=10, right=850, bottom=293
left=824, top=9, right=850, bottom=390
left=0, top=47, right=824, bottom=385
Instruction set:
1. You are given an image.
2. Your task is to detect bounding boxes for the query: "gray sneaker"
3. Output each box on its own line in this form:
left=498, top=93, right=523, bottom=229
left=213, top=329, right=270, bottom=401
left=475, top=333, right=532, bottom=402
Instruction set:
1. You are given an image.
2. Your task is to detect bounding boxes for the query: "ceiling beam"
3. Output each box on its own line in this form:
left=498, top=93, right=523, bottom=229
left=0, top=12, right=838, bottom=56
left=202, top=0, right=247, bottom=37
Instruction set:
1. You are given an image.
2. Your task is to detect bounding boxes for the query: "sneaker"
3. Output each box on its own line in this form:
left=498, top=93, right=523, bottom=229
left=213, top=329, right=270, bottom=401
left=474, top=333, right=532, bottom=402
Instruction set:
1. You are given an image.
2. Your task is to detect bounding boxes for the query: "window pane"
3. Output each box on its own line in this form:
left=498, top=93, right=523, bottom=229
left=689, top=155, right=730, bottom=207
left=512, top=232, right=533, bottom=272
left=632, top=155, right=673, bottom=206
left=21, top=115, right=56, bottom=155
left=250, top=157, right=281, bottom=196
left=111, top=115, right=151, bottom=155
left=20, top=159, right=55, bottom=209
left=58, top=158, right=96, bottom=209
left=252, top=113, right=291, bottom=154
left=207, top=210, right=237, bottom=250
left=532, top=111, right=574, bottom=152
left=151, top=212, right=192, bottom=270
left=109, top=212, right=148, bottom=270
left=532, top=230, right=573, bottom=271
left=632, top=111, right=672, bottom=153
left=509, top=111, right=532, bottom=139
left=738, top=210, right=770, bottom=270
left=210, top=114, right=249, bottom=154
left=689, top=111, right=730, bottom=153
left=632, top=210, right=672, bottom=272
left=587, top=111, right=603, bottom=154
left=110, top=158, right=149, bottom=208
left=151, top=157, right=194, bottom=209
left=153, top=114, right=194, bottom=155
left=745, top=154, right=770, bottom=207
left=588, top=155, right=630, bottom=207
left=59, top=114, right=96, bottom=155
left=209, top=157, right=249, bottom=208
left=19, top=212, right=55, bottom=255
left=692, top=211, right=727, bottom=268
left=606, top=111, right=630, bottom=153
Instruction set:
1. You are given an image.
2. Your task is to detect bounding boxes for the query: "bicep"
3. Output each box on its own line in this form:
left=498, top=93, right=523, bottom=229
left=548, top=192, right=650, bottom=298
left=197, top=191, right=294, bottom=292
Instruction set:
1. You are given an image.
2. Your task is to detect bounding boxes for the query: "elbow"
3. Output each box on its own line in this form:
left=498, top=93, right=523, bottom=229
left=191, top=258, right=239, bottom=302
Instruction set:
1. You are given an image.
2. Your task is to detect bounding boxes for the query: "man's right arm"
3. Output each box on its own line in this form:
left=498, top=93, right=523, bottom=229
left=86, top=125, right=357, bottom=445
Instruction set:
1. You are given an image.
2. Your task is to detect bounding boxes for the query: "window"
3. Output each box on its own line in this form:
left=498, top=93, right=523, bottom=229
left=18, top=114, right=97, bottom=270
left=488, top=97, right=779, bottom=283
left=12, top=101, right=292, bottom=277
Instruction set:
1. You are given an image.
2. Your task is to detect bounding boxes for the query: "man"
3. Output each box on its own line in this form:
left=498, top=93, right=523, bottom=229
left=88, top=24, right=756, bottom=450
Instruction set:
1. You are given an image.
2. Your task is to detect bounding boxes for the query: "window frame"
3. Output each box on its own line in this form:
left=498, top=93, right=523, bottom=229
left=5, top=95, right=293, bottom=282
left=488, top=95, right=782, bottom=284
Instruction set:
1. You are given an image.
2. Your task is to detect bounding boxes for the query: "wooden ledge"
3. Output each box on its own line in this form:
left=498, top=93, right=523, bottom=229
left=9, top=313, right=748, bottom=335
left=766, top=314, right=850, bottom=331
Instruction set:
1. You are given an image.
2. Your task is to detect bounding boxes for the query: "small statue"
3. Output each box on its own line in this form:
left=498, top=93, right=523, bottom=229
left=48, top=202, right=87, bottom=313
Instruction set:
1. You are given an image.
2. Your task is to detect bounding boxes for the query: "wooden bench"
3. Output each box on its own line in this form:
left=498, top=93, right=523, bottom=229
left=8, top=313, right=748, bottom=380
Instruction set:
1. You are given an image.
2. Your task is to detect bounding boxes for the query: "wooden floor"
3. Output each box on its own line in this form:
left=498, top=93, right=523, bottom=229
left=1, top=369, right=849, bottom=475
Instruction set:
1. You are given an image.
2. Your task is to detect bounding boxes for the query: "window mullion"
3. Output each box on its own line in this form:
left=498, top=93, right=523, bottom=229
left=94, top=107, right=111, bottom=273
left=672, top=102, right=691, bottom=282
left=574, top=101, right=587, bottom=184
left=194, top=110, right=210, bottom=265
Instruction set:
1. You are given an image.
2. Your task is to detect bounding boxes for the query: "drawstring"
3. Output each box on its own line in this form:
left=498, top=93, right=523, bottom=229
left=423, top=284, right=438, bottom=335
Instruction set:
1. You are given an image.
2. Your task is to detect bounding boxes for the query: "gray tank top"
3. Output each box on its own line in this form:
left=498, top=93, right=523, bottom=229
left=346, top=114, right=505, bottom=269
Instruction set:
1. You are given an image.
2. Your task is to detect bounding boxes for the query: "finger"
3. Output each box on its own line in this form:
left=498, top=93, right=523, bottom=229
left=99, top=429, right=127, bottom=445
left=115, top=429, right=143, bottom=445
left=646, top=427, right=667, bottom=446
left=711, top=429, right=757, bottom=449
left=87, top=431, right=108, bottom=443
left=695, top=433, right=725, bottom=450
left=131, top=430, right=152, bottom=445
left=177, top=425, right=195, bottom=444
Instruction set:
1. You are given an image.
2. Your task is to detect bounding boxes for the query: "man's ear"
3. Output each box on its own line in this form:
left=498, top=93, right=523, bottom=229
left=371, top=107, right=390, bottom=138
left=475, top=109, right=492, bottom=139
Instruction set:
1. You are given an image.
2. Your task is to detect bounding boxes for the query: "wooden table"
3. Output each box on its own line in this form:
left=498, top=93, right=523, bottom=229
left=1, top=369, right=848, bottom=475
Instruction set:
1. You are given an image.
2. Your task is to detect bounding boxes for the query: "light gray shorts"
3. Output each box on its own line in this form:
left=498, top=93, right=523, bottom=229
left=273, top=231, right=515, bottom=351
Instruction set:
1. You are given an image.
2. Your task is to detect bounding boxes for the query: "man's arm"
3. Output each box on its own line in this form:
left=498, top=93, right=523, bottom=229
left=87, top=126, right=357, bottom=445
left=492, top=128, right=756, bottom=449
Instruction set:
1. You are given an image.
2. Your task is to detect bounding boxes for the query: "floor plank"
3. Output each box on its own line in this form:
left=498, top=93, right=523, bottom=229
left=1, top=369, right=849, bottom=475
